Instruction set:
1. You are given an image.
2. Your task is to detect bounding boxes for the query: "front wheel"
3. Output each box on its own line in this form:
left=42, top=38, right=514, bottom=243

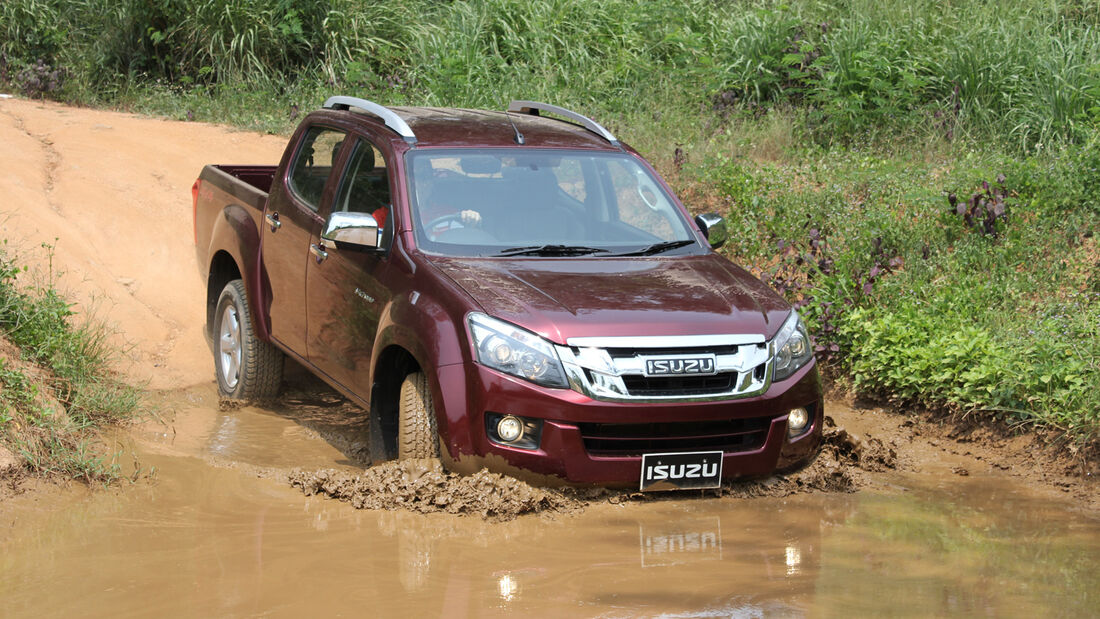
left=213, top=279, right=283, bottom=399
left=398, top=372, right=440, bottom=459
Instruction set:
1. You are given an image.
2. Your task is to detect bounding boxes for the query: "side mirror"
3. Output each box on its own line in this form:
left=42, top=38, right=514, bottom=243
left=322, top=211, right=381, bottom=249
left=694, top=212, right=727, bottom=249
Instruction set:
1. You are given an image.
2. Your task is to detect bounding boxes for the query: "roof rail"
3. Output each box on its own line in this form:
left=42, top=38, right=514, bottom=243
left=323, top=96, right=417, bottom=144
left=507, top=100, right=619, bottom=147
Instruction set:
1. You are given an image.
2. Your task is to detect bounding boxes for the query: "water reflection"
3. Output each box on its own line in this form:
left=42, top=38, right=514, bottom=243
left=638, top=516, right=723, bottom=567
left=1, top=393, right=1097, bottom=617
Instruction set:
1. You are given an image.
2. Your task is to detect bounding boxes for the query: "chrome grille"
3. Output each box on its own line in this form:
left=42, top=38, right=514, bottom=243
left=555, top=334, right=774, bottom=403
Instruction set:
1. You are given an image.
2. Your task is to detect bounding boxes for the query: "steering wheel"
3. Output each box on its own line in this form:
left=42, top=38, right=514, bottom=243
left=637, top=182, right=661, bottom=210
left=425, top=212, right=468, bottom=240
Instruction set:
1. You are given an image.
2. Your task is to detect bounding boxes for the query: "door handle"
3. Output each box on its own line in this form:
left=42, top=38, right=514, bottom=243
left=310, top=243, right=328, bottom=263
left=265, top=212, right=281, bottom=232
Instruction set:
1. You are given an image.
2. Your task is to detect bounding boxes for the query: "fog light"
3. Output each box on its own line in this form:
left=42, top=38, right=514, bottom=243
left=788, top=407, right=810, bottom=436
left=497, top=415, right=524, bottom=442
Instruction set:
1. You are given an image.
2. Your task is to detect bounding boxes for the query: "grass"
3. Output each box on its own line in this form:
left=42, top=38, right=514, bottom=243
left=1, top=0, right=1098, bottom=446
left=0, top=241, right=142, bottom=483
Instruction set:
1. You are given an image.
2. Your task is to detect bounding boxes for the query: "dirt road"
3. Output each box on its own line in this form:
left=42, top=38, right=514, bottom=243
left=0, top=97, right=286, bottom=389
left=1, top=97, right=1098, bottom=616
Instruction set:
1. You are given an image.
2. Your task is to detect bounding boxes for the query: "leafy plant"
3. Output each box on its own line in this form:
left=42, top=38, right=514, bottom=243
left=948, top=175, right=1009, bottom=238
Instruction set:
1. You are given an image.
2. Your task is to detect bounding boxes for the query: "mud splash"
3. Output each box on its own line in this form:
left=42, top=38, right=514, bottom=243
left=288, top=418, right=901, bottom=520
left=289, top=459, right=586, bottom=521
left=720, top=419, right=899, bottom=499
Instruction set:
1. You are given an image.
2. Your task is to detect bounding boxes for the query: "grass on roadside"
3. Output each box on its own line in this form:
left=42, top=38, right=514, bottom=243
left=0, top=240, right=142, bottom=483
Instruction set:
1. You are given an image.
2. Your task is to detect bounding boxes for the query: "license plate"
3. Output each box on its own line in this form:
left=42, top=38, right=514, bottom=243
left=640, top=451, right=723, bottom=491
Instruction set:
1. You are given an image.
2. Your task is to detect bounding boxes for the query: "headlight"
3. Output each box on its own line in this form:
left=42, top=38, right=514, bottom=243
left=771, top=311, right=813, bottom=381
left=467, top=313, right=568, bottom=388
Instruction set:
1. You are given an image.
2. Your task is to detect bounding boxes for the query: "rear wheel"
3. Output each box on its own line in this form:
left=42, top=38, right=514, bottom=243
left=214, top=279, right=283, bottom=399
left=398, top=372, right=439, bottom=459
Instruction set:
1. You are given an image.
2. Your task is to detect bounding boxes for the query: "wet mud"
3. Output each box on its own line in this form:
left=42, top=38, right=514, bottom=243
left=287, top=417, right=902, bottom=520
left=290, top=459, right=585, bottom=521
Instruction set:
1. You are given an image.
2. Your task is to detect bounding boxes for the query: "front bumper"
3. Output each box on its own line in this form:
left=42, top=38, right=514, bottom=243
left=434, top=359, right=824, bottom=487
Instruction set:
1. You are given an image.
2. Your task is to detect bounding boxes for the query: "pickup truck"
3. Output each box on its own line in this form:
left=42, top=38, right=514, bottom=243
left=192, top=97, right=822, bottom=490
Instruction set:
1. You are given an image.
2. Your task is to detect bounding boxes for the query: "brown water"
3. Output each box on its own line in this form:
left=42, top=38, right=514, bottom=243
left=2, top=385, right=1098, bottom=618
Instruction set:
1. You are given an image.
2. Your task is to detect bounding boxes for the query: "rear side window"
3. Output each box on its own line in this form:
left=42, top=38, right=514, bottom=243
left=288, top=126, right=346, bottom=211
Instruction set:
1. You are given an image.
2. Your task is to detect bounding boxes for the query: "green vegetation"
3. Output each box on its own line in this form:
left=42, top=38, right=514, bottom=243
left=0, top=242, right=141, bottom=482
left=2, top=0, right=1097, bottom=443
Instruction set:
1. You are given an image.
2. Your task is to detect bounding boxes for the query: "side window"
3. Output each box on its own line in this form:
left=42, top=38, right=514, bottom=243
left=288, top=126, right=346, bottom=211
left=334, top=139, right=389, bottom=216
left=334, top=138, right=393, bottom=248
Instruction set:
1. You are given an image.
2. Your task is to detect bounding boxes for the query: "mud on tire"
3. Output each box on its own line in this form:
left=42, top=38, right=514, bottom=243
left=214, top=279, right=284, bottom=400
left=398, top=372, right=440, bottom=459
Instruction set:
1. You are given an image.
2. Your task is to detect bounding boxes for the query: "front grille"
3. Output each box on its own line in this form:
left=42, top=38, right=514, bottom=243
left=620, top=373, right=735, bottom=396
left=578, top=416, right=772, bottom=456
left=556, top=335, right=772, bottom=402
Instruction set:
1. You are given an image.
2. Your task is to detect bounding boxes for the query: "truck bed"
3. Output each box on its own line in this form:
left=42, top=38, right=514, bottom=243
left=199, top=164, right=276, bottom=209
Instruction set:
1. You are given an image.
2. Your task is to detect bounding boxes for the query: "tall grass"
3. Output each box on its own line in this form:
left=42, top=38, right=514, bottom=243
left=3, top=0, right=1098, bottom=148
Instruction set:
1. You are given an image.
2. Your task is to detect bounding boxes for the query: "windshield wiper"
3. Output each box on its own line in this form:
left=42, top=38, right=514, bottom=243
left=614, top=239, right=696, bottom=256
left=495, top=244, right=612, bottom=257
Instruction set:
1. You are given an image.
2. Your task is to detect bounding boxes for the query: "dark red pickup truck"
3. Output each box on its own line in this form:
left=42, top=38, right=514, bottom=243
left=192, top=97, right=822, bottom=490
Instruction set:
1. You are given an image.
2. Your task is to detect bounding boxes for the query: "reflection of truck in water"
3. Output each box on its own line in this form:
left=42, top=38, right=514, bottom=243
left=370, top=500, right=837, bottom=615
left=192, top=97, right=823, bottom=488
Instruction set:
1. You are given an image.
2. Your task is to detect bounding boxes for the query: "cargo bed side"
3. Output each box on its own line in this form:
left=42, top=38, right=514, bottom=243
left=193, top=163, right=278, bottom=345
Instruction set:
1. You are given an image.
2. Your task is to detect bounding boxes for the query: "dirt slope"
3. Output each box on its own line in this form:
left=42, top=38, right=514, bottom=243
left=0, top=97, right=286, bottom=389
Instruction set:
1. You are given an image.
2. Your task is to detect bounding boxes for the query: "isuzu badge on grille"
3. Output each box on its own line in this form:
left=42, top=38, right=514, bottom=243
left=643, top=354, right=717, bottom=377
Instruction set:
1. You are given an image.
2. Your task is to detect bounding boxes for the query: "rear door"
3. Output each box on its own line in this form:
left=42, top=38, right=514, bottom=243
left=305, top=135, right=396, bottom=397
left=262, top=125, right=348, bottom=356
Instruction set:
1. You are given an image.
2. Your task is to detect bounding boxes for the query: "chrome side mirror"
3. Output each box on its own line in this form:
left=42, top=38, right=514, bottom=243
left=694, top=212, right=727, bottom=249
left=322, top=211, right=381, bottom=249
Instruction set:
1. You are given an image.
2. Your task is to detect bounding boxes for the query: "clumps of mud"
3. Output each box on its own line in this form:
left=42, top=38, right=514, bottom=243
left=825, top=424, right=898, bottom=472
left=721, top=419, right=899, bottom=498
left=288, top=459, right=584, bottom=522
left=289, top=421, right=900, bottom=520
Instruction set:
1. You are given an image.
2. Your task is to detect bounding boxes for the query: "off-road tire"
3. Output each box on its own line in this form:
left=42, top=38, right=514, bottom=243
left=398, top=372, right=440, bottom=459
left=213, top=279, right=283, bottom=400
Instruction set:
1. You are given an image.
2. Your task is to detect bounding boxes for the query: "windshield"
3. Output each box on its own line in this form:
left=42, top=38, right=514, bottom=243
left=405, top=149, right=702, bottom=257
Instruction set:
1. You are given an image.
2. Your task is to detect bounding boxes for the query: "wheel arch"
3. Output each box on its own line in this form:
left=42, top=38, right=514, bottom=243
left=204, top=202, right=271, bottom=343
left=206, top=250, right=241, bottom=342
left=369, top=344, right=423, bottom=460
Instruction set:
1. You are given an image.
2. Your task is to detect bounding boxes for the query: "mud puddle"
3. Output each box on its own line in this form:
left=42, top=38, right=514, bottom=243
left=2, top=417, right=1098, bottom=616
left=2, top=386, right=1098, bottom=616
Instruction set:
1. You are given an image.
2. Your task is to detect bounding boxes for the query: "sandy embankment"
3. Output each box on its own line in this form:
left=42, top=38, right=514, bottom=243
left=0, top=97, right=287, bottom=389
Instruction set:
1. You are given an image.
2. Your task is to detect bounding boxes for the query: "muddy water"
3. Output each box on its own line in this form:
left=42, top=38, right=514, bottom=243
left=2, top=387, right=1099, bottom=617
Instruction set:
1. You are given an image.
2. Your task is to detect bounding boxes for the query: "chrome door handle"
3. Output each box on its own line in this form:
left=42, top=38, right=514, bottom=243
left=310, top=243, right=328, bottom=263
left=265, top=212, right=281, bottom=231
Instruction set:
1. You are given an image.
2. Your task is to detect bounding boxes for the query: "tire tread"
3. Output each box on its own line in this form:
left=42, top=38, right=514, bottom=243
left=398, top=372, right=439, bottom=459
left=215, top=280, right=283, bottom=400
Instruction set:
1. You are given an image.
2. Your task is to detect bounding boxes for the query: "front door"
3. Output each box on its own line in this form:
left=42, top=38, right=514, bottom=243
left=305, top=136, right=394, bottom=396
left=262, top=125, right=347, bottom=356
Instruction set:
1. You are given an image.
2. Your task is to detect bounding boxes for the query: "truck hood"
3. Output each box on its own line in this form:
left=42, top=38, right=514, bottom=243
left=427, top=254, right=793, bottom=345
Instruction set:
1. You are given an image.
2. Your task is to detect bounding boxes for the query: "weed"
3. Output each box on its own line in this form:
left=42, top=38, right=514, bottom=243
left=948, top=175, right=1010, bottom=238
left=0, top=243, right=141, bottom=482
